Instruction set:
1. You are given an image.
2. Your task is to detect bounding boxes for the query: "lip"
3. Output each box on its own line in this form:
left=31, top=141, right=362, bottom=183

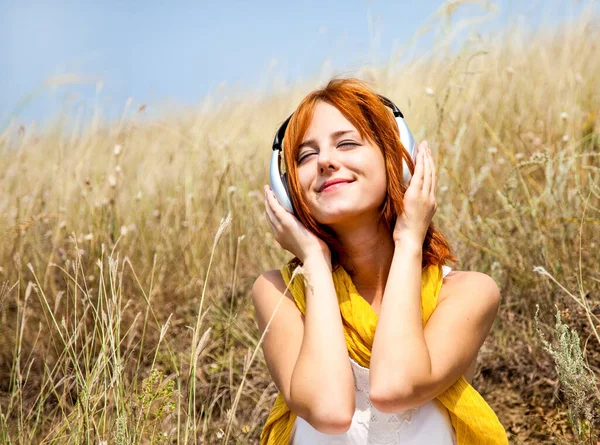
left=318, top=178, right=354, bottom=192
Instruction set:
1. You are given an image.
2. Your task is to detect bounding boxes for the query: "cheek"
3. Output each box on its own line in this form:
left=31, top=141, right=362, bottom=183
left=372, top=175, right=388, bottom=203
left=297, top=170, right=311, bottom=193
left=365, top=158, right=388, bottom=199
left=295, top=169, right=315, bottom=204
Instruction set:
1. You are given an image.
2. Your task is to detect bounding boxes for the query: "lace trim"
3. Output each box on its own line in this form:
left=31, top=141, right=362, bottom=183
left=349, top=357, right=418, bottom=443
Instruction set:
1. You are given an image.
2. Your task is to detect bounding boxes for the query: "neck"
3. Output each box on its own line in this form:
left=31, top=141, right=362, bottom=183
left=330, top=217, right=396, bottom=297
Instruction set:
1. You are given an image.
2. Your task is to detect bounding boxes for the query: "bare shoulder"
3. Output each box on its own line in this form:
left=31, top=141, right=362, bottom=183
left=252, top=268, right=287, bottom=297
left=251, top=269, right=299, bottom=317
left=251, top=269, right=302, bottom=332
left=439, top=270, right=500, bottom=310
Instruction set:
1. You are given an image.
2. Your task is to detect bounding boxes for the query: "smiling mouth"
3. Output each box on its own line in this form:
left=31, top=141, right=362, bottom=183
left=321, top=181, right=353, bottom=192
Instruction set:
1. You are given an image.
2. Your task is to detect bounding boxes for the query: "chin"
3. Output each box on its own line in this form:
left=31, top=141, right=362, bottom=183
left=313, top=206, right=363, bottom=226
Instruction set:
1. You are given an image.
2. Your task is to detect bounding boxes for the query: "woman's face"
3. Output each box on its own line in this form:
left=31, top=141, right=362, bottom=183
left=296, top=100, right=388, bottom=227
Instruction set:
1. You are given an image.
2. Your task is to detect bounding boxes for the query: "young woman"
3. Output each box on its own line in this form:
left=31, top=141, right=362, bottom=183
left=251, top=78, right=508, bottom=444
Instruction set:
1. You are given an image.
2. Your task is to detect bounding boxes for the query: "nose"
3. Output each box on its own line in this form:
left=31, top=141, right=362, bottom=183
left=316, top=146, right=340, bottom=173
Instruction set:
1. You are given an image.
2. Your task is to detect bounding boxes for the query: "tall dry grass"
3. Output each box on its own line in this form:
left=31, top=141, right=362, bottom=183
left=0, top=5, right=599, bottom=444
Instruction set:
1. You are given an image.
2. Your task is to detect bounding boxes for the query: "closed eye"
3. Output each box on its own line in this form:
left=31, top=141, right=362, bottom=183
left=297, top=142, right=359, bottom=164
left=297, top=153, right=315, bottom=163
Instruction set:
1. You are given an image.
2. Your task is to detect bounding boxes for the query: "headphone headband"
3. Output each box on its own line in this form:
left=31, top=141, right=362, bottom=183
left=272, top=113, right=293, bottom=152
left=376, top=94, right=404, bottom=118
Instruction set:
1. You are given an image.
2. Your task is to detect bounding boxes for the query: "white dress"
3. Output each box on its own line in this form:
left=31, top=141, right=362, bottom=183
left=290, top=266, right=457, bottom=445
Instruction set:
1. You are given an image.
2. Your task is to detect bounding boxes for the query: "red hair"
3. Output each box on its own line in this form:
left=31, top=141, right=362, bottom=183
left=282, top=77, right=458, bottom=271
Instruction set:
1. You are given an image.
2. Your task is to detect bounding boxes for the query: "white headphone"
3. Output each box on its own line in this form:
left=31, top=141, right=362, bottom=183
left=270, top=94, right=416, bottom=215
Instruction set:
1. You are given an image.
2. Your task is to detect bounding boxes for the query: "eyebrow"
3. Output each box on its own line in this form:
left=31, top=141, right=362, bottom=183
left=298, top=130, right=359, bottom=151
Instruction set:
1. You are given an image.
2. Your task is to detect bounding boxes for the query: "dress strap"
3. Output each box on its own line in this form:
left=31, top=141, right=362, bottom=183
left=442, top=265, right=452, bottom=278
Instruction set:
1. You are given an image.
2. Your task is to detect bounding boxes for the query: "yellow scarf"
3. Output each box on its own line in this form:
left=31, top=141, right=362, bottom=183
left=260, top=262, right=508, bottom=444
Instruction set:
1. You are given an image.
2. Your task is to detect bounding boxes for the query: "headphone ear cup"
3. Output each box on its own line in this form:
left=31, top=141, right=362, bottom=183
left=281, top=172, right=290, bottom=196
left=269, top=150, right=294, bottom=213
left=395, top=115, right=416, bottom=186
left=281, top=172, right=295, bottom=214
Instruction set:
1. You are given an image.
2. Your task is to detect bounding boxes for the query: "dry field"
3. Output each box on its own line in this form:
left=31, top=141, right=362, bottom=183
left=0, top=8, right=599, bottom=445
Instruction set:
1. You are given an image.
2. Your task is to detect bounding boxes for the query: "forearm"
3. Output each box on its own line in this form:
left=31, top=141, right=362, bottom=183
left=370, top=240, right=431, bottom=401
left=289, top=257, right=355, bottom=424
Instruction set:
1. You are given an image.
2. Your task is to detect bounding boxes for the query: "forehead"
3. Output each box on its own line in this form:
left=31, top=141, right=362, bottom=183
left=303, top=101, right=358, bottom=138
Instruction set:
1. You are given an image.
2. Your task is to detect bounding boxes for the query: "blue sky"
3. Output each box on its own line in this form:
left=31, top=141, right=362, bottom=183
left=0, top=0, right=591, bottom=126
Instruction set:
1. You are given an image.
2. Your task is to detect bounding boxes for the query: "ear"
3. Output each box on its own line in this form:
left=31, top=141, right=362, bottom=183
left=269, top=150, right=294, bottom=213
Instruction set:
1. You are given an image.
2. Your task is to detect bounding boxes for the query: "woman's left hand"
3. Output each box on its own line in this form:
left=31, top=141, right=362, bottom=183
left=393, top=140, right=437, bottom=246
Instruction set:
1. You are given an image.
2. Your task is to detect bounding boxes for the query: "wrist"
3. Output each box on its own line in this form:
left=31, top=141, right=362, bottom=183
left=301, top=254, right=332, bottom=272
left=393, top=236, right=423, bottom=254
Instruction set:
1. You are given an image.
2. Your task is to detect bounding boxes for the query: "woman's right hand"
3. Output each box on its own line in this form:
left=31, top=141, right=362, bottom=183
left=264, top=184, right=331, bottom=266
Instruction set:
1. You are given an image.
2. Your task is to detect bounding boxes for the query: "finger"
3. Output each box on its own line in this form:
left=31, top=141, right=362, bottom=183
left=264, top=188, right=280, bottom=231
left=410, top=142, right=425, bottom=189
left=425, top=144, right=435, bottom=194
left=265, top=211, right=278, bottom=234
left=428, top=146, right=437, bottom=198
left=423, top=143, right=431, bottom=194
left=267, top=185, right=292, bottom=233
left=264, top=185, right=279, bottom=215
left=264, top=194, right=276, bottom=229
left=266, top=185, right=286, bottom=218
